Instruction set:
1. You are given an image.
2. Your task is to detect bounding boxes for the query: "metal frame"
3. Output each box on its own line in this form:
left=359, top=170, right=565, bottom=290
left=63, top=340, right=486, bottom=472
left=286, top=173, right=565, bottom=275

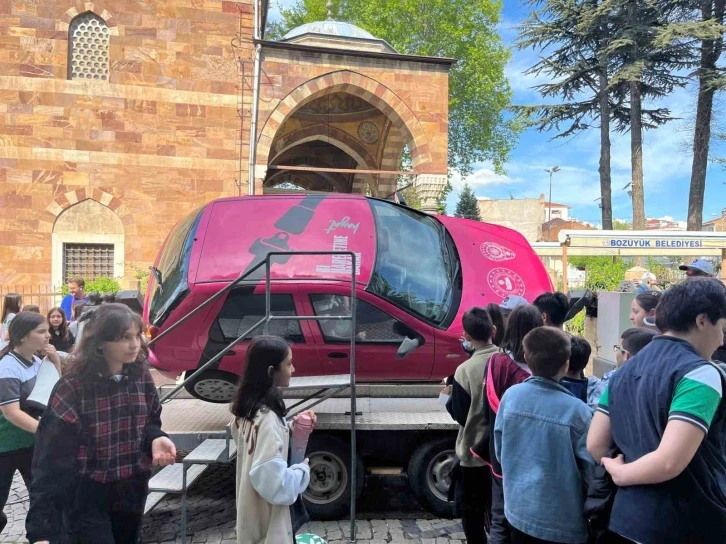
left=150, top=251, right=359, bottom=544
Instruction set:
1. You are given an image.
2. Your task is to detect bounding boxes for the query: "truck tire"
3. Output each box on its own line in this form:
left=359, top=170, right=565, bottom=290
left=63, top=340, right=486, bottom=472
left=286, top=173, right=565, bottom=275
left=303, top=435, right=364, bottom=520
left=407, top=438, right=456, bottom=518
left=183, top=369, right=239, bottom=403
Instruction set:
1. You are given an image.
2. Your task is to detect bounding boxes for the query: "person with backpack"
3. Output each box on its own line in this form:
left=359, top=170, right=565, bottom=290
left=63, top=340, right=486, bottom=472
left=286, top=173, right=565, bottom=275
left=446, top=307, right=500, bottom=543
left=588, top=278, right=726, bottom=543
left=472, top=304, right=544, bottom=544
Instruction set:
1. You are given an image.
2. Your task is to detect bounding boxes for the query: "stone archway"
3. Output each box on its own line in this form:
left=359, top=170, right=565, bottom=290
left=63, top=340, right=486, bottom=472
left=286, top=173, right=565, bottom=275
left=43, top=189, right=139, bottom=286
left=255, top=70, right=434, bottom=190
left=57, top=3, right=120, bottom=35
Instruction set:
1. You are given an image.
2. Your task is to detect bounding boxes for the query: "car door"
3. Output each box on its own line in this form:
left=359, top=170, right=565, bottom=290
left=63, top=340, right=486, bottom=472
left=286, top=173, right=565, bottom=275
left=205, top=284, right=323, bottom=377
left=301, top=285, right=436, bottom=381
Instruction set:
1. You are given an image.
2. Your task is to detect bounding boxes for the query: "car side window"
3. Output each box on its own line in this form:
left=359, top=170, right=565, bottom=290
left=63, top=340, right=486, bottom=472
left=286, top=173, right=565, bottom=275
left=310, top=294, right=406, bottom=344
left=212, top=290, right=304, bottom=343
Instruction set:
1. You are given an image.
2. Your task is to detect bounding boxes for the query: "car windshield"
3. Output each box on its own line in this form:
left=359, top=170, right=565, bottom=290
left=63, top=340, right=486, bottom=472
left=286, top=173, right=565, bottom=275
left=148, top=207, right=203, bottom=326
left=367, top=199, right=460, bottom=326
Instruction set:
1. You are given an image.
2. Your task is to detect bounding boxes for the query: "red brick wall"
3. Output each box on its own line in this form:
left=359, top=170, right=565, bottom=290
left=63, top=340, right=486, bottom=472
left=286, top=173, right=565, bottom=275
left=0, top=0, right=253, bottom=285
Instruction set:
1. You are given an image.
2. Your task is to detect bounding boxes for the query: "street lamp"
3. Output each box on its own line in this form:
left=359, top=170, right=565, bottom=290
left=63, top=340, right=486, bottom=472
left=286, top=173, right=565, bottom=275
left=545, top=166, right=560, bottom=240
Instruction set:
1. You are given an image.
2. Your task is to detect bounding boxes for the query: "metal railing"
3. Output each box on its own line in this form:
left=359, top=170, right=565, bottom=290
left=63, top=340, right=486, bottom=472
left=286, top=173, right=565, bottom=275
left=150, top=251, right=359, bottom=543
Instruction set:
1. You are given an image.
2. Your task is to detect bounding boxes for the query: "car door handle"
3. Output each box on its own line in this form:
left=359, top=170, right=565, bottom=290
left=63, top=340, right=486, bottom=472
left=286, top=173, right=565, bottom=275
left=328, top=352, right=348, bottom=359
left=223, top=350, right=236, bottom=356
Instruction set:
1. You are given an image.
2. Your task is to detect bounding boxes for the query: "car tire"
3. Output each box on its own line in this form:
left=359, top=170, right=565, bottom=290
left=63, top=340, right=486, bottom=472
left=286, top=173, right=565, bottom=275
left=183, top=369, right=239, bottom=403
left=407, top=437, right=456, bottom=518
left=303, top=435, right=364, bottom=520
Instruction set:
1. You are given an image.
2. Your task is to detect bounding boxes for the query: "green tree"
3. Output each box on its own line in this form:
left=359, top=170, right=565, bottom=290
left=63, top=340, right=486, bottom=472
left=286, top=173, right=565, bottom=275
left=453, top=183, right=482, bottom=220
left=613, top=219, right=631, bottom=229
left=684, top=0, right=726, bottom=230
left=569, top=256, right=628, bottom=290
left=515, top=0, right=671, bottom=230
left=269, top=0, right=517, bottom=177
left=599, top=0, right=698, bottom=231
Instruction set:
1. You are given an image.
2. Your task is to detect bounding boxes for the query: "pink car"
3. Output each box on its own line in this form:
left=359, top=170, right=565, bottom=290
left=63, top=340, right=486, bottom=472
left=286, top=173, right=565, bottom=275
left=143, top=194, right=552, bottom=402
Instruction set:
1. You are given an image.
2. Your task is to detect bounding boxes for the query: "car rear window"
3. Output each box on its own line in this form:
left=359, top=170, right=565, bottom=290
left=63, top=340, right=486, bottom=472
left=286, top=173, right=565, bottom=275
left=148, top=207, right=203, bottom=326
left=208, top=289, right=304, bottom=343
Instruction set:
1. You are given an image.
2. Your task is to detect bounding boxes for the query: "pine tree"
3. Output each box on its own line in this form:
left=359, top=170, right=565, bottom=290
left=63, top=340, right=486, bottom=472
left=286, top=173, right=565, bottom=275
left=684, top=0, right=726, bottom=230
left=601, top=0, right=696, bottom=230
left=453, top=183, right=482, bottom=220
left=515, top=0, right=671, bottom=230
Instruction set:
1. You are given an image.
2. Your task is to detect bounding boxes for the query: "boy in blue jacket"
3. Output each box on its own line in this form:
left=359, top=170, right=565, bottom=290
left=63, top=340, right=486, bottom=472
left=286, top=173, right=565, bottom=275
left=495, top=327, right=595, bottom=544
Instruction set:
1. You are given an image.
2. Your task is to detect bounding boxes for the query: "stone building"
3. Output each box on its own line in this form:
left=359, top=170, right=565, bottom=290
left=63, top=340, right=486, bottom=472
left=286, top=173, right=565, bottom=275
left=0, top=1, right=451, bottom=288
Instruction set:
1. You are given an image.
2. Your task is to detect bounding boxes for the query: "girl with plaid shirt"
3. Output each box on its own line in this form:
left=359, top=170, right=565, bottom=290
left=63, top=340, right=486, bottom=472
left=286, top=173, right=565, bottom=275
left=25, top=304, right=176, bottom=544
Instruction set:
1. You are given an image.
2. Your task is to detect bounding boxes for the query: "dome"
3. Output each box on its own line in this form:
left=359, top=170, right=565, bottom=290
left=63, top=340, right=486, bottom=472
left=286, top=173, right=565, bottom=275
left=282, top=20, right=377, bottom=41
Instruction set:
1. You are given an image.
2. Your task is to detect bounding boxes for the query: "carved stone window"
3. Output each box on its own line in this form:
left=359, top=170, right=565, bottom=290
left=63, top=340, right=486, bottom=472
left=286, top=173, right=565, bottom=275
left=68, top=12, right=109, bottom=81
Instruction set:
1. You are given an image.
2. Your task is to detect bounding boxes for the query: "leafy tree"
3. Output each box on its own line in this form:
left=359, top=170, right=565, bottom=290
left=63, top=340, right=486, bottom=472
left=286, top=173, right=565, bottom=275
left=269, top=0, right=518, bottom=177
left=684, top=0, right=726, bottom=230
left=613, top=219, right=631, bottom=229
left=453, top=183, right=482, bottom=220
left=569, top=255, right=628, bottom=290
left=516, top=0, right=672, bottom=230
left=599, top=0, right=698, bottom=230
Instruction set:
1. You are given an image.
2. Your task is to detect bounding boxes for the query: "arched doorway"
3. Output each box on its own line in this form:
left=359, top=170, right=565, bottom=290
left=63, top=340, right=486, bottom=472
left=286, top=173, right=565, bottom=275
left=52, top=199, right=125, bottom=288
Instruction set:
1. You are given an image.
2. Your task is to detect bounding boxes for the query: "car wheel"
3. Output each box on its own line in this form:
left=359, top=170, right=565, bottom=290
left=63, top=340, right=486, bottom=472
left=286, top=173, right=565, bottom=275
left=303, top=435, right=364, bottom=520
left=183, top=369, right=239, bottom=403
left=407, top=437, right=456, bottom=518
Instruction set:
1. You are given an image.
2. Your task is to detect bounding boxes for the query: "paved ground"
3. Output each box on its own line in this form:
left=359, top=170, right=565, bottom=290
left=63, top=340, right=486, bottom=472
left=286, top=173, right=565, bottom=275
left=2, top=465, right=465, bottom=543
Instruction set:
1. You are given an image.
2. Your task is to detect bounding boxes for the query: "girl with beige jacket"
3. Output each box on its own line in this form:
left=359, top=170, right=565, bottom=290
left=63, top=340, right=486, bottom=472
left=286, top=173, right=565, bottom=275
left=232, top=335, right=315, bottom=544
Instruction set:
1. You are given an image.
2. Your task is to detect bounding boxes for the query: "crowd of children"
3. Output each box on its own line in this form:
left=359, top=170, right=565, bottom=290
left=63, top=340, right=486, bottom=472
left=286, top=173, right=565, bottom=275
left=446, top=277, right=726, bottom=544
left=2, top=271, right=726, bottom=544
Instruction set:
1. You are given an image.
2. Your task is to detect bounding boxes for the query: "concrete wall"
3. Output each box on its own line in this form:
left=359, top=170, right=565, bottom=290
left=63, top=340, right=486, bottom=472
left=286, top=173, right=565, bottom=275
left=477, top=197, right=545, bottom=242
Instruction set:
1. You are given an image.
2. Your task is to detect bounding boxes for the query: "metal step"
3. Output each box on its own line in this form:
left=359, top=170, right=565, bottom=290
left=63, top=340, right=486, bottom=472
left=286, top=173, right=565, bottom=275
left=144, top=491, right=166, bottom=515
left=314, top=411, right=457, bottom=431
left=183, top=439, right=235, bottom=465
left=288, top=374, right=351, bottom=390
left=148, top=463, right=207, bottom=493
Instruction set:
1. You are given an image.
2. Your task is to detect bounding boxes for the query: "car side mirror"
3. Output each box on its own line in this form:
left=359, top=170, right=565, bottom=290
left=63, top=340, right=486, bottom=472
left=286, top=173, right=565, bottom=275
left=396, top=336, right=420, bottom=359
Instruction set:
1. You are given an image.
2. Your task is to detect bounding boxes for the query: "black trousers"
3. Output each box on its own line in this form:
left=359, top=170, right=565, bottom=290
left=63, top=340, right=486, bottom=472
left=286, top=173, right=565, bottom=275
left=454, top=465, right=490, bottom=544
left=66, top=477, right=148, bottom=544
left=489, top=474, right=511, bottom=544
left=510, top=525, right=562, bottom=544
left=0, top=447, right=33, bottom=534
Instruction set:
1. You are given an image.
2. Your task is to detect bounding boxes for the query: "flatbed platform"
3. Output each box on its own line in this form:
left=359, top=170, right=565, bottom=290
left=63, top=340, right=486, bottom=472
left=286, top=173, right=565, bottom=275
left=160, top=398, right=455, bottom=448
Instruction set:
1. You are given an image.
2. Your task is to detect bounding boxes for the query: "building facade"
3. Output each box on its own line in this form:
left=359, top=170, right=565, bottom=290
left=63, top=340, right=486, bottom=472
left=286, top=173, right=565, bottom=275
left=0, top=1, right=450, bottom=289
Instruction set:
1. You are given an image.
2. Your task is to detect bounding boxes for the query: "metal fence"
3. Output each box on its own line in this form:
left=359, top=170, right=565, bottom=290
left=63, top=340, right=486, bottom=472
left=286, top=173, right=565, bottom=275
left=0, top=285, right=63, bottom=316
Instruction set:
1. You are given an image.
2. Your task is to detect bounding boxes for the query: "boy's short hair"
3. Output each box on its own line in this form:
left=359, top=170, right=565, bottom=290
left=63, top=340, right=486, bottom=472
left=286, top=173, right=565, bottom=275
left=462, top=306, right=494, bottom=343
left=655, top=278, right=726, bottom=333
left=533, top=292, right=570, bottom=327
left=69, top=277, right=85, bottom=289
left=24, top=305, right=40, bottom=313
left=621, top=327, right=657, bottom=356
left=568, top=336, right=591, bottom=375
left=523, top=327, right=572, bottom=379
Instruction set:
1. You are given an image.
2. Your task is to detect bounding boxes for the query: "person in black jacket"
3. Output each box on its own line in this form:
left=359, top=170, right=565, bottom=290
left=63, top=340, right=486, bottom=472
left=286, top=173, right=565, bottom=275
left=46, top=307, right=75, bottom=354
left=25, top=304, right=176, bottom=544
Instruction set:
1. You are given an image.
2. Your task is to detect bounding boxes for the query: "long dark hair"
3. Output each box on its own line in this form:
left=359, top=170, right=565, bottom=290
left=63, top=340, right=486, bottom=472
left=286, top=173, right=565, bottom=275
left=1, top=293, right=22, bottom=324
left=47, top=307, right=70, bottom=341
left=635, top=290, right=661, bottom=313
left=486, top=302, right=505, bottom=347
left=500, top=304, right=544, bottom=363
left=0, top=311, right=46, bottom=359
left=67, top=303, right=147, bottom=380
left=231, top=335, right=290, bottom=422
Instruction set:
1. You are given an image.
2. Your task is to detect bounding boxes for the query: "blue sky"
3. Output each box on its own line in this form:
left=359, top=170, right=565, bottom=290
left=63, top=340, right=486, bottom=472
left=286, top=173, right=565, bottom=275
left=269, top=0, right=726, bottom=226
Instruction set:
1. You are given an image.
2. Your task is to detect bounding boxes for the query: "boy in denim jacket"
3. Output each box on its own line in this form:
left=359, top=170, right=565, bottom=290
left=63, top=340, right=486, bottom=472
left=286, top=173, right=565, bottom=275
left=494, top=327, right=595, bottom=544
